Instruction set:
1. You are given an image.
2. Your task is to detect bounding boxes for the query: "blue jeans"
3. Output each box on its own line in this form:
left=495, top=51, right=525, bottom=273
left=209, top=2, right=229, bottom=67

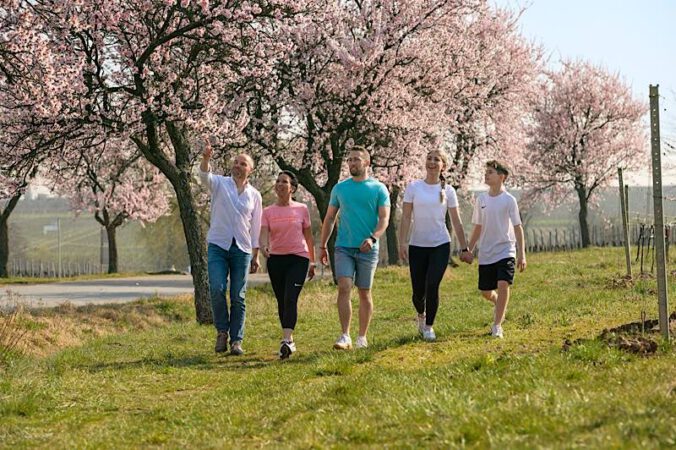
left=208, top=242, right=252, bottom=342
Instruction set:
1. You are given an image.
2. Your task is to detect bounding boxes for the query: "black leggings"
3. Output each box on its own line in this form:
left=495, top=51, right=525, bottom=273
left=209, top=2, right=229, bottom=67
left=408, top=243, right=450, bottom=326
left=267, top=254, right=309, bottom=330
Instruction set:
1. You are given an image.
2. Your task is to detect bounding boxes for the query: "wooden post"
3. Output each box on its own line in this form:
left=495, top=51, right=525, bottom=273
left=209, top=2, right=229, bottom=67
left=649, top=85, right=670, bottom=340
left=618, top=168, right=632, bottom=277
left=624, top=184, right=629, bottom=226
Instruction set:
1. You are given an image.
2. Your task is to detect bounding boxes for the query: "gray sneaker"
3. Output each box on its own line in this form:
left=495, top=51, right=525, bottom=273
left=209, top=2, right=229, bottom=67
left=215, top=332, right=228, bottom=353
left=422, top=327, right=436, bottom=342
left=230, top=341, right=245, bottom=355
left=417, top=314, right=426, bottom=335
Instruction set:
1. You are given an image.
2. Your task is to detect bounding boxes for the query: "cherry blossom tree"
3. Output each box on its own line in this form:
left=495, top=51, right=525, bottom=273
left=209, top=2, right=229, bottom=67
left=50, top=140, right=170, bottom=273
left=524, top=60, right=648, bottom=247
left=0, top=1, right=85, bottom=277
left=245, top=0, right=540, bottom=268
left=18, top=0, right=297, bottom=323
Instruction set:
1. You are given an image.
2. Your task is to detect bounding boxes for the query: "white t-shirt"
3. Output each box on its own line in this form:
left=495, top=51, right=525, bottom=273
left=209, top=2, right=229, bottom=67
left=471, top=190, right=522, bottom=265
left=403, top=180, right=459, bottom=247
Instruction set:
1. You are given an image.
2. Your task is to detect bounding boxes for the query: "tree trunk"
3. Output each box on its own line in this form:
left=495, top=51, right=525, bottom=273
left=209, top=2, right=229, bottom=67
left=106, top=225, right=119, bottom=274
left=0, top=193, right=22, bottom=278
left=134, top=115, right=212, bottom=324
left=0, top=217, right=9, bottom=278
left=173, top=171, right=212, bottom=324
left=575, top=185, right=591, bottom=248
left=386, top=185, right=400, bottom=265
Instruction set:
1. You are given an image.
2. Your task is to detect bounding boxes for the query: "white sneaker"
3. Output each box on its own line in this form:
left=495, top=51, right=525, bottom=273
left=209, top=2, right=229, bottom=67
left=333, top=334, right=352, bottom=350
left=491, top=324, right=504, bottom=339
left=417, top=314, right=426, bottom=334
left=355, top=336, right=368, bottom=349
left=422, top=327, right=436, bottom=342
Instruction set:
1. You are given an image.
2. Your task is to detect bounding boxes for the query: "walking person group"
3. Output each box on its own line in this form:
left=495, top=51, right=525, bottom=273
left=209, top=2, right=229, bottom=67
left=199, top=141, right=526, bottom=359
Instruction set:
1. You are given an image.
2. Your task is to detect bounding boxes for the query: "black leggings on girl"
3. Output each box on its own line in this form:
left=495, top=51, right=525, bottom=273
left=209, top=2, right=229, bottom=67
left=266, top=254, right=309, bottom=330
left=408, top=242, right=450, bottom=326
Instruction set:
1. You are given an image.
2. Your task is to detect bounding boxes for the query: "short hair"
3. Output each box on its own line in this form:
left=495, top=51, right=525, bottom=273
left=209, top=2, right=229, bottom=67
left=486, top=160, right=510, bottom=178
left=349, top=145, right=371, bottom=163
left=237, top=153, right=255, bottom=169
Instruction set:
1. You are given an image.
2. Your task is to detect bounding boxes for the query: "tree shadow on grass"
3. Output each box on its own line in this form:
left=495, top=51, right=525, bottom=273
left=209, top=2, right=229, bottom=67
left=80, top=352, right=275, bottom=373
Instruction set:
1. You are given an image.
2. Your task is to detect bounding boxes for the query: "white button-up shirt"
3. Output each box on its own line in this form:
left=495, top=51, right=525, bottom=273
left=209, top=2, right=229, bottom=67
left=200, top=170, right=262, bottom=253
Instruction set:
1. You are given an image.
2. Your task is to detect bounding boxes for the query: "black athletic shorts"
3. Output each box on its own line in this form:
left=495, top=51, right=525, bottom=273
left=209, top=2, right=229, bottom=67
left=478, top=257, right=515, bottom=291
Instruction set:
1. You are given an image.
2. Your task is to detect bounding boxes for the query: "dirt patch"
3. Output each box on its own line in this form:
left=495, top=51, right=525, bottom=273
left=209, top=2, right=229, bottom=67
left=0, top=295, right=194, bottom=358
left=605, top=274, right=634, bottom=289
left=563, top=311, right=676, bottom=356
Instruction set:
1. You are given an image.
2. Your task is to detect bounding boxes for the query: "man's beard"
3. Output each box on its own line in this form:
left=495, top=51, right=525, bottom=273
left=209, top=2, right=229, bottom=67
left=350, top=166, right=365, bottom=177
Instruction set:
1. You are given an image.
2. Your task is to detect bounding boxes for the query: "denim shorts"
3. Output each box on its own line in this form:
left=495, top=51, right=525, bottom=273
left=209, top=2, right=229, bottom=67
left=334, top=246, right=379, bottom=289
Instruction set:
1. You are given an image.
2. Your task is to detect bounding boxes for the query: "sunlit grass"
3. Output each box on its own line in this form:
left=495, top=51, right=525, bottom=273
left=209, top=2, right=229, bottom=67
left=0, top=248, right=674, bottom=448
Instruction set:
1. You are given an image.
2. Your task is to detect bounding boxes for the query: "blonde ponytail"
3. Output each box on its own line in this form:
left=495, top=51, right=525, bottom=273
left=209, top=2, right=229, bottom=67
left=439, top=174, right=446, bottom=203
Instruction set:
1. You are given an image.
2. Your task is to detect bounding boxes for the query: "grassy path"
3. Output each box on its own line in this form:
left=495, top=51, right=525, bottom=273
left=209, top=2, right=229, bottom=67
left=1, top=248, right=675, bottom=448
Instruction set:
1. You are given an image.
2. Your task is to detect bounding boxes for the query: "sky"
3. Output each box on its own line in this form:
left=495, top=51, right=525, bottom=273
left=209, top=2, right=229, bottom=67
left=493, top=0, right=676, bottom=186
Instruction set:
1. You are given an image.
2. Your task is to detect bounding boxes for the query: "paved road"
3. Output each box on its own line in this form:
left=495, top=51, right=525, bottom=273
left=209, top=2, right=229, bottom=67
left=0, top=273, right=273, bottom=308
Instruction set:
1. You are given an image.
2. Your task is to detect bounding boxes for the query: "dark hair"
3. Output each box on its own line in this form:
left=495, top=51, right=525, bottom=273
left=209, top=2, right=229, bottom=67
left=486, top=160, right=510, bottom=178
left=279, top=170, right=299, bottom=193
left=350, top=145, right=371, bottom=163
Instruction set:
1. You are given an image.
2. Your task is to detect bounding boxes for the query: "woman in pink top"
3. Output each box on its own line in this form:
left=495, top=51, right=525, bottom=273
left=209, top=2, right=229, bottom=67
left=260, top=171, right=316, bottom=359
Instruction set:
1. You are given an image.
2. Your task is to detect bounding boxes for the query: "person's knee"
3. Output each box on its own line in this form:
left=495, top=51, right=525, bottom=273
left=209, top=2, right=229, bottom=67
left=358, top=288, right=372, bottom=302
left=337, top=278, right=352, bottom=295
left=481, top=290, right=494, bottom=300
left=497, top=280, right=510, bottom=290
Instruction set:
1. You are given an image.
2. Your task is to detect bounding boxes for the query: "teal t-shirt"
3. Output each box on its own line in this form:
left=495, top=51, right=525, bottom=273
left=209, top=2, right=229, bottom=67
left=329, top=177, right=390, bottom=248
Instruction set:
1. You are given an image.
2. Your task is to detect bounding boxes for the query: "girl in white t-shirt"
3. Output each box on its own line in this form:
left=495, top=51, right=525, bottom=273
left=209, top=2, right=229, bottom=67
left=398, top=150, right=472, bottom=341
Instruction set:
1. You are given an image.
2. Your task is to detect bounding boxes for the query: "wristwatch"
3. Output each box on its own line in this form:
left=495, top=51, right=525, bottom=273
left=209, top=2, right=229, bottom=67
left=460, top=248, right=470, bottom=253
left=369, top=235, right=377, bottom=244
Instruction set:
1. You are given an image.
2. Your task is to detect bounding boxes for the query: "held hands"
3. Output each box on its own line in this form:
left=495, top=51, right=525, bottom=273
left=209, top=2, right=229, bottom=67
left=459, top=250, right=474, bottom=264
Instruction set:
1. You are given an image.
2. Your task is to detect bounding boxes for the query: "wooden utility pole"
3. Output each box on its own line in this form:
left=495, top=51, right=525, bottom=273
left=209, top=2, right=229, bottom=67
left=649, top=85, right=670, bottom=341
left=618, top=168, right=632, bottom=277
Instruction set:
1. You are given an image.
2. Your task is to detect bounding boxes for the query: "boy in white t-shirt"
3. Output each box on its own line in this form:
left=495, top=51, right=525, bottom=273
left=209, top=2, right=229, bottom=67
left=467, top=160, right=527, bottom=338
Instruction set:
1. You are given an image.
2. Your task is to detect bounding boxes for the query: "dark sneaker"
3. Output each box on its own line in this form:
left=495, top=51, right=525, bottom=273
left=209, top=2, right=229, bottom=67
left=279, top=340, right=297, bottom=359
left=230, top=341, right=245, bottom=355
left=215, top=332, right=228, bottom=353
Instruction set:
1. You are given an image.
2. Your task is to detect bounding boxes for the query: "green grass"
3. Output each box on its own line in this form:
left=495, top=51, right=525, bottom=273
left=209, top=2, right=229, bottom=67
left=1, top=248, right=675, bottom=448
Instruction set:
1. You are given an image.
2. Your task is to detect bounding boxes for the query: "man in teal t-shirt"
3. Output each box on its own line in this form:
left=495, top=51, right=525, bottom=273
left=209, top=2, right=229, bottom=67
left=320, top=147, right=390, bottom=351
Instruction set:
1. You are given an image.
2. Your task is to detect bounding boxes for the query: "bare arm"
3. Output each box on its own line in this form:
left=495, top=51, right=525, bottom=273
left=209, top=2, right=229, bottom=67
left=448, top=207, right=468, bottom=249
left=198, top=140, right=214, bottom=190
left=450, top=207, right=473, bottom=263
left=200, top=140, right=212, bottom=172
left=468, top=224, right=482, bottom=254
left=260, top=226, right=270, bottom=258
left=360, top=205, right=390, bottom=253
left=319, top=205, right=339, bottom=265
left=514, top=224, right=527, bottom=271
left=398, top=202, right=413, bottom=262
left=249, top=194, right=263, bottom=273
left=303, top=226, right=316, bottom=280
